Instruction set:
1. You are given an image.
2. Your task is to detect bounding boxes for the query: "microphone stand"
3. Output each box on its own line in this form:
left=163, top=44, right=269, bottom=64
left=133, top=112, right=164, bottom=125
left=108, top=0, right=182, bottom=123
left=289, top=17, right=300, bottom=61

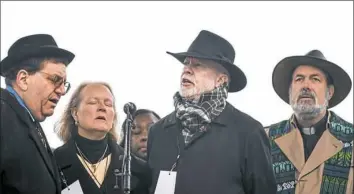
left=122, top=108, right=134, bottom=194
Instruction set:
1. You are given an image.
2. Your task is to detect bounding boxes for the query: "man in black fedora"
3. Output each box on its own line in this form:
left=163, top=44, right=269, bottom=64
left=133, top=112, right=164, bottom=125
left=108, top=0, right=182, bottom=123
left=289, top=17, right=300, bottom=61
left=147, top=30, right=276, bottom=194
left=265, top=50, right=353, bottom=194
left=0, top=34, right=75, bottom=194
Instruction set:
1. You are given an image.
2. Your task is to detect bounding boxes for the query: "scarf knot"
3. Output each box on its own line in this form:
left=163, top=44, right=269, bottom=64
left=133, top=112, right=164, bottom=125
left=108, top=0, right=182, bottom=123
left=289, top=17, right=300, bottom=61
left=173, top=83, right=228, bottom=144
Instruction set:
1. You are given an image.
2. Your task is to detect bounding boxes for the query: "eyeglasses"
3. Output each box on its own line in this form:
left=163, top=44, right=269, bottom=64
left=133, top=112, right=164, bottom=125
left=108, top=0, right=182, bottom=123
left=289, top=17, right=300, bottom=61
left=38, top=71, right=71, bottom=95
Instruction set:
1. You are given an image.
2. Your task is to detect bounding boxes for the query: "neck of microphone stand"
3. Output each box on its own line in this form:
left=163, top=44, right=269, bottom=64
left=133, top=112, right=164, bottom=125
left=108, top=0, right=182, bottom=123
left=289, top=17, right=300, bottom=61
left=122, top=110, right=133, bottom=193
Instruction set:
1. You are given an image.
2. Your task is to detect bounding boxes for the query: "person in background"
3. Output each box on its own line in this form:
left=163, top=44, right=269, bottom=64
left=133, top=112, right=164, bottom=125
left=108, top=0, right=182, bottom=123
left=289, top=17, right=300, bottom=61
left=147, top=30, right=276, bottom=194
left=120, top=109, right=160, bottom=162
left=53, top=82, right=150, bottom=194
left=266, top=50, right=353, bottom=194
left=0, top=34, right=75, bottom=194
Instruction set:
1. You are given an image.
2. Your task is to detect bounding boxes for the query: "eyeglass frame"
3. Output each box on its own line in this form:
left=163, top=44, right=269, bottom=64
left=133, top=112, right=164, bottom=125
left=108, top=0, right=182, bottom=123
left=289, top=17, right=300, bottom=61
left=37, top=71, right=71, bottom=95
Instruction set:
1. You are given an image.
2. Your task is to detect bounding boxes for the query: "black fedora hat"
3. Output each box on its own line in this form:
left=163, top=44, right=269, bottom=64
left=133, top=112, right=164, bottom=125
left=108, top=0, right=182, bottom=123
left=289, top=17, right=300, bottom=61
left=166, top=30, right=247, bottom=93
left=0, top=34, right=75, bottom=76
left=272, top=49, right=352, bottom=108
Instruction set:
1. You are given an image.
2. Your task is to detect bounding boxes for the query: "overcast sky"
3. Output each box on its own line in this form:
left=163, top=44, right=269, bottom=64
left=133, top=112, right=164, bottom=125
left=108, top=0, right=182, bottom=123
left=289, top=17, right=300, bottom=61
left=1, top=1, right=353, bottom=148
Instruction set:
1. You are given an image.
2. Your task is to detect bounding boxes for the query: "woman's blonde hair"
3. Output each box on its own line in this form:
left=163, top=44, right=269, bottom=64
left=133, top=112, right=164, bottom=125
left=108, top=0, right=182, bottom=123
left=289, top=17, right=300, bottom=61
left=55, top=81, right=119, bottom=143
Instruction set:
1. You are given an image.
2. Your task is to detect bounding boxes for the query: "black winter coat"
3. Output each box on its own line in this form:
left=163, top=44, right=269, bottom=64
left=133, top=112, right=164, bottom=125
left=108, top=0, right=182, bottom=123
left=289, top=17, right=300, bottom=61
left=147, top=102, right=277, bottom=194
left=54, top=137, right=150, bottom=194
left=0, top=88, right=61, bottom=194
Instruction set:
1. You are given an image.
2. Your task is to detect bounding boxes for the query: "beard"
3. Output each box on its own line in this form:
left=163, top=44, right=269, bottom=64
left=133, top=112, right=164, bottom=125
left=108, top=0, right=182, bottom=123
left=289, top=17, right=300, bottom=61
left=289, top=88, right=329, bottom=121
left=180, top=86, right=195, bottom=97
left=179, top=81, right=216, bottom=100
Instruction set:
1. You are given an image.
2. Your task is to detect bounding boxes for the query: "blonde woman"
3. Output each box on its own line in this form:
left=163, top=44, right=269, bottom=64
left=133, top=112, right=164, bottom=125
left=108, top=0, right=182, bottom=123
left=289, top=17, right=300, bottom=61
left=54, top=82, right=149, bottom=194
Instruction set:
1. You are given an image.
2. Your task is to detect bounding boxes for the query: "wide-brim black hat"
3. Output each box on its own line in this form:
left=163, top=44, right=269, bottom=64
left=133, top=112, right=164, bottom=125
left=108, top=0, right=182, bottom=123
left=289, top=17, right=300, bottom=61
left=166, top=30, right=247, bottom=93
left=0, top=34, right=75, bottom=77
left=272, top=49, right=352, bottom=108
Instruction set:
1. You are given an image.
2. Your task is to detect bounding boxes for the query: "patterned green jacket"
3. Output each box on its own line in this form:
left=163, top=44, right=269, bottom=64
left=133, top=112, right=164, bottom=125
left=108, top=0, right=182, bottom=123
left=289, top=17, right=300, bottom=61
left=266, top=111, right=353, bottom=194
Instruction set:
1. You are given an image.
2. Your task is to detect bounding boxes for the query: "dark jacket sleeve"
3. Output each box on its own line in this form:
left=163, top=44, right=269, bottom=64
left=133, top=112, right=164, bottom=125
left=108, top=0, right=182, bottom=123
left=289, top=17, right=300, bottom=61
left=146, top=123, right=158, bottom=194
left=242, top=123, right=277, bottom=194
left=0, top=100, right=11, bottom=193
left=131, top=157, right=151, bottom=194
left=0, top=102, right=4, bottom=193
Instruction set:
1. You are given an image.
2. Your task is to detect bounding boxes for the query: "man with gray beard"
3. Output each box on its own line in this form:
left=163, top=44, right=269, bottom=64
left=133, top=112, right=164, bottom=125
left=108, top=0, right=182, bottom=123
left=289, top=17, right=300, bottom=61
left=147, top=30, right=276, bottom=194
left=266, top=50, right=353, bottom=194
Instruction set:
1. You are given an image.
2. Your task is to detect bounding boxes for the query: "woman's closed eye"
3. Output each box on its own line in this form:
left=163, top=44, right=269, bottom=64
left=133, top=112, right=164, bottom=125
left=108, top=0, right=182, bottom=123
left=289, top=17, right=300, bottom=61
left=104, top=100, right=113, bottom=107
left=87, top=100, right=97, bottom=105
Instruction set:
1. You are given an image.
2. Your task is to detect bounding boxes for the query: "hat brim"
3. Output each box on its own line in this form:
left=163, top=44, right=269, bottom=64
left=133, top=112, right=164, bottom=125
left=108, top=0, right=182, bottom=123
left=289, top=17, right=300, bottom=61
left=0, top=46, right=75, bottom=76
left=272, top=55, right=352, bottom=108
left=166, top=51, right=247, bottom=93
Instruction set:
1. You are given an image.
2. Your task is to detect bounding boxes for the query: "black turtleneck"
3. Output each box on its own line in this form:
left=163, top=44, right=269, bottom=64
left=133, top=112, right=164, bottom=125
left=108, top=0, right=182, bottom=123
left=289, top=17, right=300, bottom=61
left=297, top=112, right=328, bottom=161
left=74, top=134, right=111, bottom=164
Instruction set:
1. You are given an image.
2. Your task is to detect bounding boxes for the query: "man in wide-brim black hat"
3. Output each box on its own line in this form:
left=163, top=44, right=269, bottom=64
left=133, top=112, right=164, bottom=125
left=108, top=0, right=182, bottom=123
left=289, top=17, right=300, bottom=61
left=0, top=34, right=75, bottom=194
left=266, top=50, right=353, bottom=194
left=146, top=30, right=277, bottom=194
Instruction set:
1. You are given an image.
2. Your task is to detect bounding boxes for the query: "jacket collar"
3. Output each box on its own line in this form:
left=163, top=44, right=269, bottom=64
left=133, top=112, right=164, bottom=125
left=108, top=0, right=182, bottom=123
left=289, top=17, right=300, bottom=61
left=289, top=111, right=331, bottom=132
left=57, top=136, right=147, bottom=176
left=5, top=85, right=35, bottom=122
left=1, top=88, right=34, bottom=126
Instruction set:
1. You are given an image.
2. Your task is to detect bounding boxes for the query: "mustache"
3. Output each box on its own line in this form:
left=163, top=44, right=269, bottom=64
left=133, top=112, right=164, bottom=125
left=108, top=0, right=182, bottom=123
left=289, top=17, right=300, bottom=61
left=297, top=88, right=316, bottom=100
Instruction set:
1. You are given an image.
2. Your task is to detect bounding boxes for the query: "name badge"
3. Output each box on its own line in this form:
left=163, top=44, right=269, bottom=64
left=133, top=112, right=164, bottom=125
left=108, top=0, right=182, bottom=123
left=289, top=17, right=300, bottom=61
left=61, top=180, right=84, bottom=194
left=154, top=170, right=177, bottom=194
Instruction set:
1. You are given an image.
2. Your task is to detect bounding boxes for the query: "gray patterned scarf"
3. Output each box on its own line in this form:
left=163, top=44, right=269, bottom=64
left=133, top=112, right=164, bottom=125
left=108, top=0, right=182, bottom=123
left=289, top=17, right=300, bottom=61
left=173, top=83, right=228, bottom=145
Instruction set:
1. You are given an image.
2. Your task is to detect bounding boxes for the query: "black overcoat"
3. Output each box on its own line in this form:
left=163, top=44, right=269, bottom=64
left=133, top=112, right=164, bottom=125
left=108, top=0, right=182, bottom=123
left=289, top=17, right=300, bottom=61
left=54, top=137, right=150, bottom=194
left=147, top=102, right=277, bottom=194
left=0, top=88, right=61, bottom=194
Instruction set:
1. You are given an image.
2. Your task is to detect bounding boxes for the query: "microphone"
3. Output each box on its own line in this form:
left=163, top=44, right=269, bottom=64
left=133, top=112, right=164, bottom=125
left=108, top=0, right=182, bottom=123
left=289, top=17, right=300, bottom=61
left=121, top=102, right=136, bottom=194
left=124, top=102, right=136, bottom=115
